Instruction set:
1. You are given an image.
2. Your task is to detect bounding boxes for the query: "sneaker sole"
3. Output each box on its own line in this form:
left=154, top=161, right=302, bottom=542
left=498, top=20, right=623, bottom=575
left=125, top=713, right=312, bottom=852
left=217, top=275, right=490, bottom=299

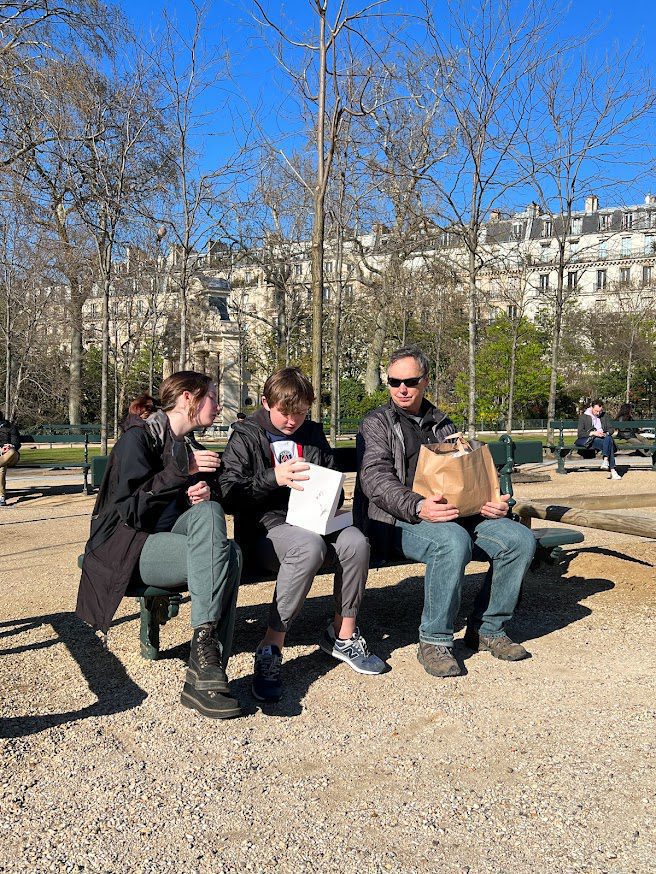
left=185, top=668, right=229, bottom=692
left=319, top=640, right=387, bottom=675
left=180, top=690, right=241, bottom=719
left=251, top=682, right=281, bottom=703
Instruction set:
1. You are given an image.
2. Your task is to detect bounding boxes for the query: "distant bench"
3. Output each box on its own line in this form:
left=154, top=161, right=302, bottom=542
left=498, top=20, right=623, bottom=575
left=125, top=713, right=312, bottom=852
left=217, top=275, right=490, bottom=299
left=83, top=435, right=583, bottom=660
left=548, top=419, right=656, bottom=475
left=19, top=433, right=95, bottom=495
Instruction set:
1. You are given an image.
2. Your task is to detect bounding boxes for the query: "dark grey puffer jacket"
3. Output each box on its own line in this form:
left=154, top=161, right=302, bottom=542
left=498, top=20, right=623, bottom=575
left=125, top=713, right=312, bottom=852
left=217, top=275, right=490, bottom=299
left=353, top=400, right=456, bottom=554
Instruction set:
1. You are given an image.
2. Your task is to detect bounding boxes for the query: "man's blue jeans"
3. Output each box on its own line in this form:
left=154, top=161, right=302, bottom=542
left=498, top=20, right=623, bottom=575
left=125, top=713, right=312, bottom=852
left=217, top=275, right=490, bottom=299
left=396, top=517, right=536, bottom=645
left=575, top=435, right=616, bottom=469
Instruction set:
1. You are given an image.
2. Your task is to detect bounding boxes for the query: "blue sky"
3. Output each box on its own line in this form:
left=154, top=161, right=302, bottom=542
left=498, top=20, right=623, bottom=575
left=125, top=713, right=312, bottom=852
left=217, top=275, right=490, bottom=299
left=117, top=0, right=656, bottom=212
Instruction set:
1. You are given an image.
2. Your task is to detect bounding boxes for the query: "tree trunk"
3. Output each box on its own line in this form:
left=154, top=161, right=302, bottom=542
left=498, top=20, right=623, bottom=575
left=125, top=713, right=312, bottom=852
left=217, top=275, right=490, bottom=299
left=625, top=342, right=633, bottom=403
left=101, top=269, right=110, bottom=454
left=467, top=248, right=477, bottom=438
left=546, top=263, right=565, bottom=445
left=68, top=287, right=83, bottom=426
left=4, top=300, right=10, bottom=414
left=506, top=323, right=519, bottom=433
left=365, top=304, right=387, bottom=394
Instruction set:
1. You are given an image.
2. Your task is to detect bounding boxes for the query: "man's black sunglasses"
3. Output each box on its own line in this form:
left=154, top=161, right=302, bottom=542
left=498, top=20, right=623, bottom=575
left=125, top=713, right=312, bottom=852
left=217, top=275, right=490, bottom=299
left=387, top=376, right=425, bottom=388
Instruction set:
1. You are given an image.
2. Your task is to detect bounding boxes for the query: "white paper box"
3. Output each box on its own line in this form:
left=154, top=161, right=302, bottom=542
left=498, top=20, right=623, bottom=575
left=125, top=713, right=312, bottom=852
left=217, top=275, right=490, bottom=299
left=286, top=462, right=353, bottom=535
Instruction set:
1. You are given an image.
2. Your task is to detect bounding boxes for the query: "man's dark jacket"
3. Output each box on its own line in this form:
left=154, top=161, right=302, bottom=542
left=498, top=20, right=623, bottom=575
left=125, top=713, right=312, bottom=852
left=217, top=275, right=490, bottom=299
left=0, top=417, right=21, bottom=451
left=577, top=411, right=614, bottom=442
left=218, top=413, right=337, bottom=559
left=354, top=399, right=456, bottom=558
left=76, top=412, right=191, bottom=632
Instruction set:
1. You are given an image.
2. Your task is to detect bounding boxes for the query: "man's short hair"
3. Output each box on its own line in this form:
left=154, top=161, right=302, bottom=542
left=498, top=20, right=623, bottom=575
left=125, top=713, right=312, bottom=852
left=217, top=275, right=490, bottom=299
left=263, top=367, right=315, bottom=413
left=387, top=345, right=430, bottom=378
left=591, top=399, right=604, bottom=408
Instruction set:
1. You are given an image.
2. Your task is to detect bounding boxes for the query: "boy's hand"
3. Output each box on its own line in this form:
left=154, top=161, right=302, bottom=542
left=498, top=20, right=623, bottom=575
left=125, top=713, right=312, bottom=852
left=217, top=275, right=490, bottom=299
left=275, top=459, right=310, bottom=491
left=188, top=480, right=211, bottom=504
left=480, top=494, right=511, bottom=518
left=189, top=449, right=221, bottom=474
left=418, top=494, right=459, bottom=523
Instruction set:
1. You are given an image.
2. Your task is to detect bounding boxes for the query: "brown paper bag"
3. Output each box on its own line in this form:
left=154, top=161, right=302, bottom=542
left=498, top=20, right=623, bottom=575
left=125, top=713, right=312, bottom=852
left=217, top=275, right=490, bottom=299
left=412, top=435, right=501, bottom=517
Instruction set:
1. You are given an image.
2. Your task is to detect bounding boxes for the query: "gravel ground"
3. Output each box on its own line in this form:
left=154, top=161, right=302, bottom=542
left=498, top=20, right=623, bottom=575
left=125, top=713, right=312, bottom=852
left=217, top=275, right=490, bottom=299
left=1, top=467, right=655, bottom=873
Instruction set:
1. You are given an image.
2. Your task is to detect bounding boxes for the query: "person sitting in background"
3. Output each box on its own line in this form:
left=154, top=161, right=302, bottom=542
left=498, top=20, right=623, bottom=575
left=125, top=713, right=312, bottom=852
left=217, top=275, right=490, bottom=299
left=0, top=411, right=21, bottom=507
left=575, top=400, right=621, bottom=480
left=120, top=394, right=156, bottom=432
left=616, top=403, right=651, bottom=454
left=226, top=412, right=246, bottom=441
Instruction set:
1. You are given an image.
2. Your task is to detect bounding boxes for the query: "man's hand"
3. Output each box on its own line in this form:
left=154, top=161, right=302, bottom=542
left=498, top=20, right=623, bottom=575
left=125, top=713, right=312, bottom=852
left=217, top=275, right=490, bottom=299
left=274, top=459, right=310, bottom=491
left=480, top=494, right=511, bottom=519
left=418, top=493, right=459, bottom=523
left=188, top=480, right=211, bottom=504
left=189, top=449, right=221, bottom=474
left=593, top=429, right=605, bottom=437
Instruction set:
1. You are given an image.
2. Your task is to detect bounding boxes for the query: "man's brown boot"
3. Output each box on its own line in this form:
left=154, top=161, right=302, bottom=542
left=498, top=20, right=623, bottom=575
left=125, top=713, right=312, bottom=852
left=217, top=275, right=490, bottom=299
left=417, top=642, right=461, bottom=677
left=463, top=629, right=529, bottom=661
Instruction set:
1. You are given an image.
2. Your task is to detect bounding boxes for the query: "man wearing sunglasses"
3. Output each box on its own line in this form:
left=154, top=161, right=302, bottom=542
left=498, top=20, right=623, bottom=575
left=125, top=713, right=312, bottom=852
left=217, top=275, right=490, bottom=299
left=354, top=345, right=536, bottom=678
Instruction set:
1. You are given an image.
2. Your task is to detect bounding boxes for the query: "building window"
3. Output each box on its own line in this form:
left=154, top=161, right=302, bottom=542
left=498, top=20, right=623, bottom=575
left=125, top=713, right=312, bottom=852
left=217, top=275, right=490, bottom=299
left=242, top=293, right=249, bottom=306
left=539, top=274, right=550, bottom=292
left=542, top=219, right=552, bottom=237
left=645, top=237, right=656, bottom=256
left=620, top=267, right=631, bottom=287
left=621, top=237, right=631, bottom=257
left=598, top=240, right=608, bottom=259
left=440, top=231, right=450, bottom=247
left=622, top=212, right=634, bottom=229
left=323, top=285, right=331, bottom=301
left=598, top=214, right=611, bottom=231
left=596, top=270, right=607, bottom=290
left=650, top=212, right=656, bottom=229
left=137, top=299, right=144, bottom=314
left=511, top=222, right=523, bottom=241
left=571, top=217, right=582, bottom=235
left=643, top=266, right=652, bottom=287
left=91, top=303, right=97, bottom=318
left=324, top=261, right=333, bottom=275
left=569, top=240, right=579, bottom=259
left=540, top=244, right=550, bottom=263
left=344, top=284, right=353, bottom=299
left=567, top=271, right=578, bottom=290
left=507, top=304, right=518, bottom=318
left=294, top=263, right=302, bottom=277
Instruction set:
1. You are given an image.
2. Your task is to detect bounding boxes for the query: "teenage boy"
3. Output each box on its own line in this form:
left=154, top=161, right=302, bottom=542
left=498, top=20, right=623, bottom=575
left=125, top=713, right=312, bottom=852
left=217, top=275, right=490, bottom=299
left=219, top=367, right=386, bottom=702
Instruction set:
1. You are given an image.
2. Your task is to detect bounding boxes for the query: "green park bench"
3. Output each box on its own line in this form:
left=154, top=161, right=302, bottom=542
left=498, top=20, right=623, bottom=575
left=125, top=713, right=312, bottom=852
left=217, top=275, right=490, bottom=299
left=548, top=419, right=656, bottom=474
left=82, top=434, right=583, bottom=660
left=19, top=433, right=95, bottom=494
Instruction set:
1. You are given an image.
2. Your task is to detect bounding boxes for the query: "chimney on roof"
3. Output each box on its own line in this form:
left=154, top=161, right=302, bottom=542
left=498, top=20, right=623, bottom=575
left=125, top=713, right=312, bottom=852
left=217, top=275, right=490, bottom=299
left=527, top=202, right=540, bottom=218
left=489, top=209, right=502, bottom=222
left=645, top=194, right=656, bottom=205
left=584, top=194, right=599, bottom=214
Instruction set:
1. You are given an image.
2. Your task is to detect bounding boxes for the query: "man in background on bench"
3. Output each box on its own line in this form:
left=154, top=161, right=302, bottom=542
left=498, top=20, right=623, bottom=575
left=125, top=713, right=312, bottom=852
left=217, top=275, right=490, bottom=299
left=354, top=345, right=536, bottom=679
left=0, top=410, right=21, bottom=507
left=575, top=400, right=621, bottom=480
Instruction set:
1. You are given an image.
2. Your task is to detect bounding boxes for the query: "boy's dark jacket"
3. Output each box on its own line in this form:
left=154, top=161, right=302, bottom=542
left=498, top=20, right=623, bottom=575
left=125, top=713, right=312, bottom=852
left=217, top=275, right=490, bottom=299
left=218, top=411, right=338, bottom=557
left=76, top=412, right=192, bottom=632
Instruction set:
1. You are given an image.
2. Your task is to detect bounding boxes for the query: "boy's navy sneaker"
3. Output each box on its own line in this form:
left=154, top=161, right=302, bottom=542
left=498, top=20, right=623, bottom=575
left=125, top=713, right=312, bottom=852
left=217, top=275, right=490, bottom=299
left=252, top=644, right=283, bottom=702
left=320, top=623, right=388, bottom=675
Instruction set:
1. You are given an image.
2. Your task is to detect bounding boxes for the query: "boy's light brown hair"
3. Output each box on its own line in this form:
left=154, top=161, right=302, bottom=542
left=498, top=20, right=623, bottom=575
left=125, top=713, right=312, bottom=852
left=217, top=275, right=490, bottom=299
left=263, top=368, right=315, bottom=414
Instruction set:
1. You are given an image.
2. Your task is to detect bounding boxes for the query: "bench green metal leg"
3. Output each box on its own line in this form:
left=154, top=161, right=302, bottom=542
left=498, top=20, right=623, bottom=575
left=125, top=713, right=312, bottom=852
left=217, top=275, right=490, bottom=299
left=139, top=597, right=162, bottom=660
left=138, top=593, right=184, bottom=660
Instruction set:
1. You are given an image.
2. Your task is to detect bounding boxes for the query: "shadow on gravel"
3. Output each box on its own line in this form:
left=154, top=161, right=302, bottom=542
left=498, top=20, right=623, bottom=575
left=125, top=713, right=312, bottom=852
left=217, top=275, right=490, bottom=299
left=571, top=545, right=653, bottom=567
left=5, top=483, right=89, bottom=504
left=507, top=568, right=614, bottom=644
left=0, top=611, right=146, bottom=739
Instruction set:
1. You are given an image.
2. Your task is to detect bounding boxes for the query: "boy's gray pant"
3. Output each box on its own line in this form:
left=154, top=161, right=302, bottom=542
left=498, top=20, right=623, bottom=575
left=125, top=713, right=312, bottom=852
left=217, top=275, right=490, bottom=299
left=257, top=523, right=370, bottom=633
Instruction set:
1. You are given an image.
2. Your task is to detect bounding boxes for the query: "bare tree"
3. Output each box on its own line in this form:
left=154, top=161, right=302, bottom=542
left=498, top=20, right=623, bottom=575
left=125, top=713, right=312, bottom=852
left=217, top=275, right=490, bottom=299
left=522, top=44, right=656, bottom=441
left=422, top=0, right=556, bottom=436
